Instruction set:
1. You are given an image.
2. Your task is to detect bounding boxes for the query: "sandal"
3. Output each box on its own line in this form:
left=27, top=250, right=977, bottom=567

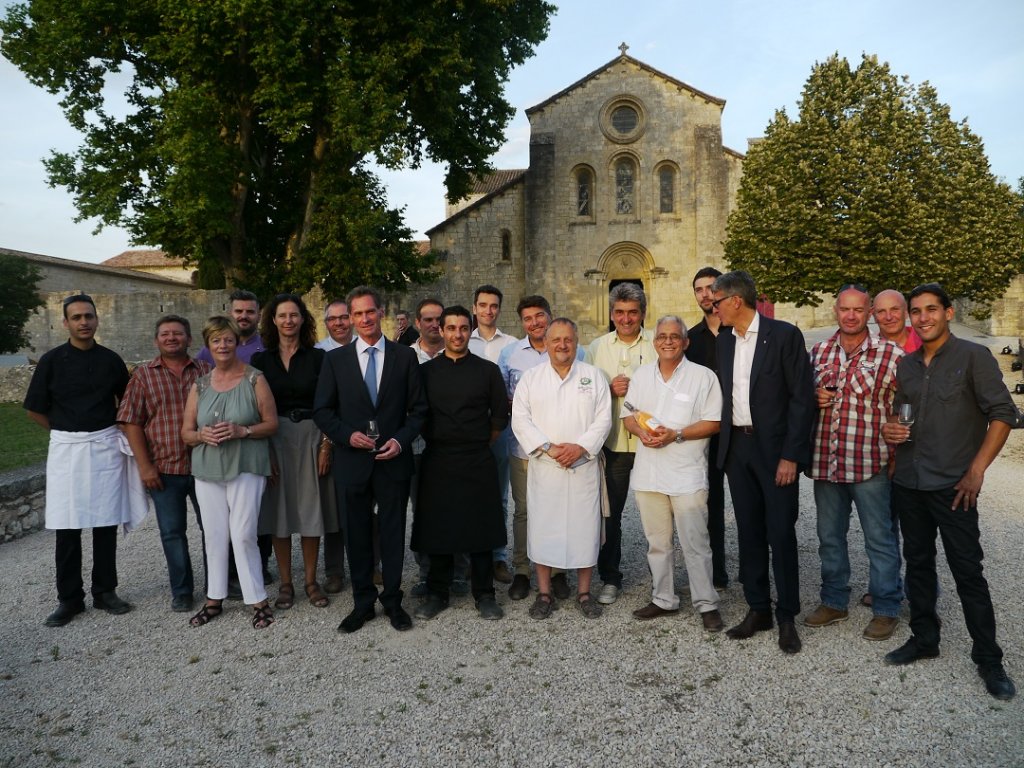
left=529, top=593, right=556, bottom=620
left=274, top=583, right=295, bottom=610
left=252, top=601, right=274, bottom=629
left=305, top=581, right=329, bottom=608
left=576, top=592, right=603, bottom=619
left=189, top=601, right=223, bottom=627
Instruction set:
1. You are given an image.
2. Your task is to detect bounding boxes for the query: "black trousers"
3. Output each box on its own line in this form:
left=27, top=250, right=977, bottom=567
left=707, top=432, right=728, bottom=587
left=597, top=448, right=634, bottom=588
left=893, top=484, right=1003, bottom=666
left=55, top=526, right=118, bottom=604
left=338, top=470, right=410, bottom=613
left=723, top=430, right=801, bottom=621
left=427, top=552, right=494, bottom=602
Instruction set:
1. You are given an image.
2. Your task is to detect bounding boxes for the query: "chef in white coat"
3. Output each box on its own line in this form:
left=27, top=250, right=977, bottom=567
left=511, top=318, right=612, bottom=619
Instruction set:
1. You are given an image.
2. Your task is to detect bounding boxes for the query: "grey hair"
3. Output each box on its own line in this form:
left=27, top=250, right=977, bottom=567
left=608, top=283, right=647, bottom=315
left=711, top=270, right=757, bottom=308
left=655, top=315, right=687, bottom=338
left=323, top=299, right=348, bottom=320
left=546, top=317, right=578, bottom=339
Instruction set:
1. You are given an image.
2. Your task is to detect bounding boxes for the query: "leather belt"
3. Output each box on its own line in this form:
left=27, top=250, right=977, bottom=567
left=287, top=409, right=314, bottom=422
left=732, top=425, right=755, bottom=435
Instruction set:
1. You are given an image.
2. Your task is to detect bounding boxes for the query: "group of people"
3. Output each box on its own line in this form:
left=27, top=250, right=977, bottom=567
left=24, top=269, right=1016, bottom=701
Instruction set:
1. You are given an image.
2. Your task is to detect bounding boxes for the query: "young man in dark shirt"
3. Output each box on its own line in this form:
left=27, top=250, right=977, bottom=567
left=24, top=294, right=133, bottom=627
left=881, top=283, right=1017, bottom=701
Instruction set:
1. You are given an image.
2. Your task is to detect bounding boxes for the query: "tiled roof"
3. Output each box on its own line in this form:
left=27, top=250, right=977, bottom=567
left=470, top=169, right=529, bottom=196
left=102, top=249, right=185, bottom=268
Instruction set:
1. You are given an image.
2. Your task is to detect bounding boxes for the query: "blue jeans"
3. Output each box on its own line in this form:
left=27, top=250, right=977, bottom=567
left=814, top=473, right=902, bottom=617
left=150, top=474, right=203, bottom=597
left=491, top=426, right=511, bottom=564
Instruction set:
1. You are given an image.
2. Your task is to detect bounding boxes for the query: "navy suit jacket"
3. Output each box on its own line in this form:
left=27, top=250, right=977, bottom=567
left=314, top=338, right=427, bottom=486
left=715, top=315, right=815, bottom=471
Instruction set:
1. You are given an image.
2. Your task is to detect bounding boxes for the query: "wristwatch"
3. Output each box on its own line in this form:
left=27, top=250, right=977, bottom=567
left=541, top=442, right=552, bottom=453
left=674, top=430, right=686, bottom=444
left=244, top=426, right=252, bottom=438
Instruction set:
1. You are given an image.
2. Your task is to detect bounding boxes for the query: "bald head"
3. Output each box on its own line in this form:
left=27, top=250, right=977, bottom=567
left=834, top=287, right=871, bottom=339
left=873, top=289, right=909, bottom=341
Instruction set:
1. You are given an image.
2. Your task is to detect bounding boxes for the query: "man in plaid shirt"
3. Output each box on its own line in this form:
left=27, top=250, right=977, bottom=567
left=803, top=285, right=904, bottom=641
left=118, top=315, right=210, bottom=613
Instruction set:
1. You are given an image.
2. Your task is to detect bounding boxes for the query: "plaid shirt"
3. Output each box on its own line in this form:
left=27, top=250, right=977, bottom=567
left=808, top=332, right=903, bottom=483
left=117, top=355, right=211, bottom=475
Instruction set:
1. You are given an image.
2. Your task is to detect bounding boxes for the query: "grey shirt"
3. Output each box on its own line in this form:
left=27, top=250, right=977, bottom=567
left=893, top=334, right=1016, bottom=491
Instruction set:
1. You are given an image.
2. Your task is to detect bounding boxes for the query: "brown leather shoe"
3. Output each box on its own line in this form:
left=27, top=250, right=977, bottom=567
left=863, top=615, right=899, bottom=641
left=725, top=609, right=773, bottom=639
left=778, top=621, right=802, bottom=654
left=632, top=602, right=679, bottom=621
left=493, top=561, right=514, bottom=584
left=701, top=609, right=724, bottom=633
left=802, top=604, right=849, bottom=628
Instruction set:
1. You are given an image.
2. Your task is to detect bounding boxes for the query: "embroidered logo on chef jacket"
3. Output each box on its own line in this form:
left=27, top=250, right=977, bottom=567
left=578, top=376, right=593, bottom=393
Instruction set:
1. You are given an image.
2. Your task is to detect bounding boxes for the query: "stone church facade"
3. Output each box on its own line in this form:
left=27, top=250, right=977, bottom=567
left=417, top=50, right=745, bottom=340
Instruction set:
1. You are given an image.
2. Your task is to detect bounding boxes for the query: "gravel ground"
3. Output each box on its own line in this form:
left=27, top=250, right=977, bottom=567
left=1, top=327, right=1022, bottom=768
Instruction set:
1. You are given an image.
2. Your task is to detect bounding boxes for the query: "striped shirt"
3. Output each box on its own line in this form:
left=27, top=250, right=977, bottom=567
left=117, top=355, right=211, bottom=475
left=808, top=333, right=903, bottom=483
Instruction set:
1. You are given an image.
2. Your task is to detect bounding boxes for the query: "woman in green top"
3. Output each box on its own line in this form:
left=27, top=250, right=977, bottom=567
left=182, top=316, right=279, bottom=629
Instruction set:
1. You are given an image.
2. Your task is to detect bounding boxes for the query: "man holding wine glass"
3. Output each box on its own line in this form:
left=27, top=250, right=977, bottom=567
left=804, top=284, right=904, bottom=641
left=585, top=283, right=656, bottom=605
left=880, top=283, right=1017, bottom=701
left=314, top=286, right=428, bottom=634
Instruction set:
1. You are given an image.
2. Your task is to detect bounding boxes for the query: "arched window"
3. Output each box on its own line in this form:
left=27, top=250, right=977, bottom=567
left=501, top=229, right=511, bottom=261
left=659, top=166, right=675, bottom=214
left=615, top=158, right=635, bottom=215
left=575, top=167, right=594, bottom=217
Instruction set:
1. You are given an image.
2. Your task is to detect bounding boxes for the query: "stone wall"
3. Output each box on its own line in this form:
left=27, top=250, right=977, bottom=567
left=0, top=464, right=45, bottom=543
left=955, top=275, right=1024, bottom=337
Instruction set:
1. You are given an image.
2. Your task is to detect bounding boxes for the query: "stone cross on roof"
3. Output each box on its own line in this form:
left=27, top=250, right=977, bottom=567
left=618, top=42, right=629, bottom=56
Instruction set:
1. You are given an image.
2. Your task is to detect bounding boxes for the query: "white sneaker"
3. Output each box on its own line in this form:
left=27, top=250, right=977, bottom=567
left=597, top=583, right=620, bottom=605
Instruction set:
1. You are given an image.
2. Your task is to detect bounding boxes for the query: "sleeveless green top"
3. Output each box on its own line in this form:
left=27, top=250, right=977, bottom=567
left=191, top=365, right=271, bottom=481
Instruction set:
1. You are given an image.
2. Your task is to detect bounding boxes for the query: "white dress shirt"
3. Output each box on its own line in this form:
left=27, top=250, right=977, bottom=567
left=730, top=312, right=760, bottom=428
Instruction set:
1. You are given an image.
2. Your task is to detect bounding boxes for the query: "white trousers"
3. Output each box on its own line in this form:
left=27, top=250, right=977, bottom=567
left=635, top=489, right=718, bottom=613
left=195, top=473, right=267, bottom=604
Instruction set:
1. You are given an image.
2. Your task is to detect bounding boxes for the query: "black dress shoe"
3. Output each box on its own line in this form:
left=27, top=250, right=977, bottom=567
left=508, top=574, right=530, bottom=601
left=338, top=607, right=376, bottom=634
left=884, top=637, right=939, bottom=666
left=414, top=595, right=448, bottom=620
left=778, top=621, right=802, bottom=654
left=725, top=609, right=773, bottom=639
left=551, top=573, right=572, bottom=600
left=476, top=596, right=504, bottom=621
left=45, top=601, right=85, bottom=627
left=385, top=606, right=413, bottom=631
left=93, top=591, right=132, bottom=615
left=171, top=594, right=195, bottom=613
left=978, top=664, right=1016, bottom=701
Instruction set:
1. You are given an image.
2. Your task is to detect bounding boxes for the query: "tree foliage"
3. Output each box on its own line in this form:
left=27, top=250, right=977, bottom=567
left=725, top=54, right=1023, bottom=309
left=0, top=0, right=553, bottom=298
left=0, top=253, right=44, bottom=354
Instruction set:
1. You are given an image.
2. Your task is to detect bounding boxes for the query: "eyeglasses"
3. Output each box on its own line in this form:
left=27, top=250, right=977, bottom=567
left=654, top=334, right=685, bottom=344
left=710, top=295, right=735, bottom=310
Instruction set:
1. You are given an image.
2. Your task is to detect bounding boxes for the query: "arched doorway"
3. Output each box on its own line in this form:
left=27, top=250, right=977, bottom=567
left=587, top=242, right=660, bottom=331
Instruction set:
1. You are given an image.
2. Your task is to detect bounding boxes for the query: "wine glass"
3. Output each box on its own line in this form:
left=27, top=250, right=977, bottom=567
left=618, top=347, right=632, bottom=376
left=821, top=371, right=839, bottom=404
left=366, top=419, right=380, bottom=451
left=897, top=404, right=914, bottom=442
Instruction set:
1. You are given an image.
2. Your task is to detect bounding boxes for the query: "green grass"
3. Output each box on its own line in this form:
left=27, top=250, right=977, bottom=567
left=0, top=402, right=49, bottom=473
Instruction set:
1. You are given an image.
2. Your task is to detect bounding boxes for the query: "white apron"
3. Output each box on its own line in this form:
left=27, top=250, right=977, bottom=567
left=46, top=426, right=148, bottom=531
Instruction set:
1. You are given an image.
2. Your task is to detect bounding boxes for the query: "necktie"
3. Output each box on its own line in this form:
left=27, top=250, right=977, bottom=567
left=364, top=346, right=378, bottom=405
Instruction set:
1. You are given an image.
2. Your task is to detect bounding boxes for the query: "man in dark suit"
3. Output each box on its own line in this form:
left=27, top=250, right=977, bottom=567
left=314, top=286, right=427, bottom=633
left=712, top=271, right=814, bottom=654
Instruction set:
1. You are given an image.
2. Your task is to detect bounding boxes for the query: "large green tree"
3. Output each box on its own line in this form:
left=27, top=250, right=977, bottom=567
left=725, top=54, right=1023, bottom=310
left=0, top=253, right=44, bottom=354
left=1, top=0, right=553, bottom=298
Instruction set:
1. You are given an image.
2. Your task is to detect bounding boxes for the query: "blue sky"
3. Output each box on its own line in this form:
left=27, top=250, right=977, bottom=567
left=1, top=0, right=1021, bottom=264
